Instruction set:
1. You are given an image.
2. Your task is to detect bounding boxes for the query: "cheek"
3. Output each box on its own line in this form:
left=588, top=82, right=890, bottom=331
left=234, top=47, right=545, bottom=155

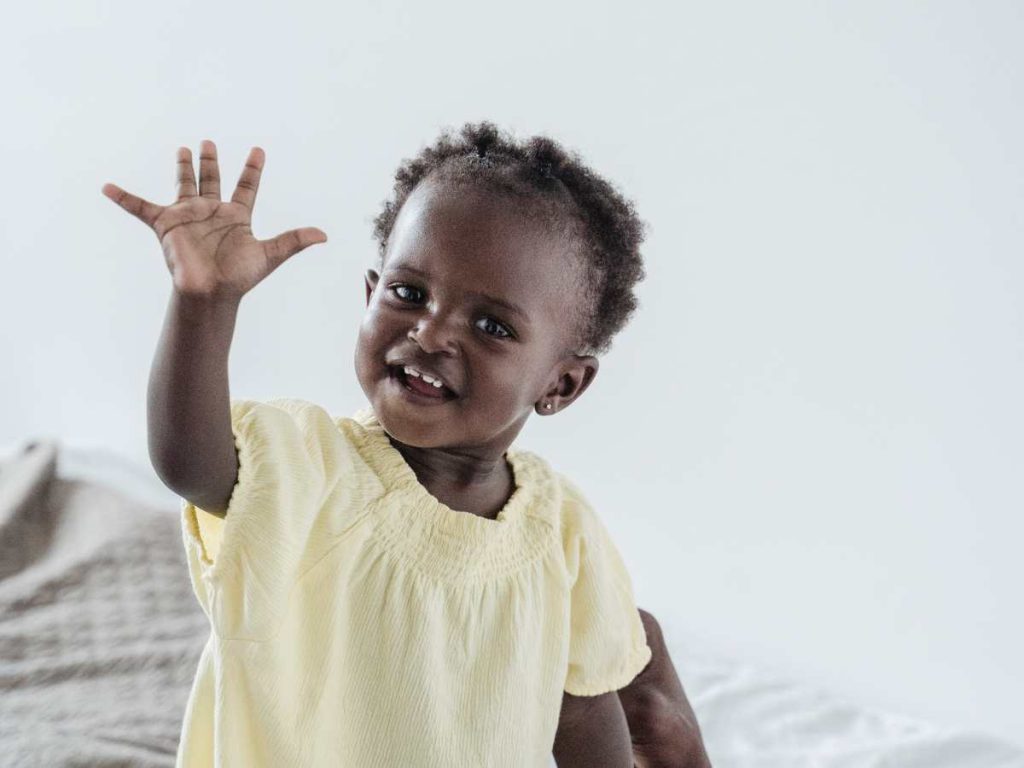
left=359, top=303, right=395, bottom=344
left=479, top=357, right=539, bottom=404
left=355, top=307, right=390, bottom=371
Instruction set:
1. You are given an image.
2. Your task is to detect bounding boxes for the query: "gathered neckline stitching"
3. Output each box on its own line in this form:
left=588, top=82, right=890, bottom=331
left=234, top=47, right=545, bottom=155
left=347, top=407, right=541, bottom=525
left=335, top=407, right=559, bottom=579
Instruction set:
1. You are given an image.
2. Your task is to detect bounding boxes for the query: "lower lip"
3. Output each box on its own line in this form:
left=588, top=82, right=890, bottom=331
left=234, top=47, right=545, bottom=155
left=388, top=367, right=456, bottom=406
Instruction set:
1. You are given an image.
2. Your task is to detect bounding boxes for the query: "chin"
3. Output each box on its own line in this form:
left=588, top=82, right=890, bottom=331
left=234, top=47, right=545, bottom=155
left=373, top=402, right=452, bottom=448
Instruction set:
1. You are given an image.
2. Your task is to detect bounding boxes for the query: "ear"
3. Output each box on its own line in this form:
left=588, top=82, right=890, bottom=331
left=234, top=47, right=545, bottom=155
left=536, top=354, right=599, bottom=415
left=365, top=269, right=380, bottom=306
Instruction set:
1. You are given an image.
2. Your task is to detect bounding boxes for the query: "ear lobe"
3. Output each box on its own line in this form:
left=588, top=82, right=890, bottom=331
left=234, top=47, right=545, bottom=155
left=365, top=269, right=380, bottom=306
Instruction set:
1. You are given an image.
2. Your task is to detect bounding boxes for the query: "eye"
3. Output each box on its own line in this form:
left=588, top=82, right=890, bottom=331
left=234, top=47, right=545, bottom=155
left=388, top=284, right=424, bottom=303
left=387, top=283, right=514, bottom=339
left=476, top=316, right=514, bottom=339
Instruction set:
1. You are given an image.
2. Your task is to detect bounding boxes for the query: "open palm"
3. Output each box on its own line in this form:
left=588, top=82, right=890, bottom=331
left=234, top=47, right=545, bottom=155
left=101, top=140, right=327, bottom=300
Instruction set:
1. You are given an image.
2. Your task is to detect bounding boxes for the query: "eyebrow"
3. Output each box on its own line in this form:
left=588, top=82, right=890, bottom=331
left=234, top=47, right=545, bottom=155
left=387, top=263, right=529, bottom=320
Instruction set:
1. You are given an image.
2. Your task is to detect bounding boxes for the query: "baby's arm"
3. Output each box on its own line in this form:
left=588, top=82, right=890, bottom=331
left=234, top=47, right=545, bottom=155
left=552, top=690, right=634, bottom=768
left=554, top=608, right=712, bottom=768
left=103, top=140, right=327, bottom=513
left=617, top=609, right=712, bottom=768
left=148, top=289, right=241, bottom=514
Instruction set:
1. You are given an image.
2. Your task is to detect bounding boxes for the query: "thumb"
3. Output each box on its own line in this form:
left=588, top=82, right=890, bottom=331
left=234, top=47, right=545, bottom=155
left=262, top=227, right=328, bottom=270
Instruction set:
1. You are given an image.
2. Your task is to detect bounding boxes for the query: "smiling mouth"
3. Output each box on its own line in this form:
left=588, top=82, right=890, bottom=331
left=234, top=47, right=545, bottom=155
left=389, top=365, right=458, bottom=401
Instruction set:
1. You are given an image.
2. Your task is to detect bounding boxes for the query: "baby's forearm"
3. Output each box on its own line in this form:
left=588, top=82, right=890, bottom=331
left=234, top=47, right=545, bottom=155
left=148, top=289, right=240, bottom=511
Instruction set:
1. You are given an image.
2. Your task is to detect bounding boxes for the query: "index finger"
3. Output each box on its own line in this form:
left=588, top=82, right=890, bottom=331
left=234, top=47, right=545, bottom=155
left=231, top=147, right=265, bottom=212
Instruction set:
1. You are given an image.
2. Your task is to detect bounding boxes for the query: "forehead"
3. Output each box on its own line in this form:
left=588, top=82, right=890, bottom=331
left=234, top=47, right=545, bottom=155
left=383, top=179, right=584, bottom=331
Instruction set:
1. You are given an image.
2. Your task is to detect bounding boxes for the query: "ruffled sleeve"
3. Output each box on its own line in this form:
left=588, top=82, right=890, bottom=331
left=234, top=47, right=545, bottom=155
left=559, top=474, right=653, bottom=696
left=180, top=397, right=331, bottom=642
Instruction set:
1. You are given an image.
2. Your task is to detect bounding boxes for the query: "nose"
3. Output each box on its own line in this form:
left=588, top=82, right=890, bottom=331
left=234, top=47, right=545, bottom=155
left=408, top=310, right=458, bottom=355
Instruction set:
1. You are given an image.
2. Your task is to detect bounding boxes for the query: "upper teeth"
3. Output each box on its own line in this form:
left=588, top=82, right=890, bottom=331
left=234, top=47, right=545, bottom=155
left=403, top=365, right=444, bottom=389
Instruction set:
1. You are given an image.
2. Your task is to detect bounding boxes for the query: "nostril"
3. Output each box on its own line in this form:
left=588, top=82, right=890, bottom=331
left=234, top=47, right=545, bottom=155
left=407, top=317, right=459, bottom=356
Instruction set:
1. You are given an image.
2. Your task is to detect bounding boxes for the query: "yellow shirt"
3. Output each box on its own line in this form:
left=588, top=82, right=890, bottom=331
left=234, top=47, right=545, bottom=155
left=177, top=397, right=652, bottom=767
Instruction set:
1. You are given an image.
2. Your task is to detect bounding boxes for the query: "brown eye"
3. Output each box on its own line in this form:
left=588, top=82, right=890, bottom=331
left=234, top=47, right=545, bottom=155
left=390, top=284, right=423, bottom=302
left=476, top=317, right=513, bottom=339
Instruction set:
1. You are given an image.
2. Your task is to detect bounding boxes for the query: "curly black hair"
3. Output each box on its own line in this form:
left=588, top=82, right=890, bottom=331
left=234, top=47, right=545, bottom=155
left=371, top=121, right=647, bottom=357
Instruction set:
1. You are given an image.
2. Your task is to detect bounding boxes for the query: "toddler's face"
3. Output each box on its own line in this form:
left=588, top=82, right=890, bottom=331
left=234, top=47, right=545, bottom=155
left=354, top=178, right=589, bottom=453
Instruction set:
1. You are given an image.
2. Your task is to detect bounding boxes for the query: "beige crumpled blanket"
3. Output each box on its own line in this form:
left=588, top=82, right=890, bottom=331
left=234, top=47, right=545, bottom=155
left=0, top=440, right=208, bottom=767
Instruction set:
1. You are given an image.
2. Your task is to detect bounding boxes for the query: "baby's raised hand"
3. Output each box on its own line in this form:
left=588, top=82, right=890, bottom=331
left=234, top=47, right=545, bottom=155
left=102, top=140, right=327, bottom=301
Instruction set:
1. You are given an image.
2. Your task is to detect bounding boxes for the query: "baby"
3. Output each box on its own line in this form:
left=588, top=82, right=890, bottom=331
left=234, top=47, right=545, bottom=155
left=103, top=122, right=709, bottom=767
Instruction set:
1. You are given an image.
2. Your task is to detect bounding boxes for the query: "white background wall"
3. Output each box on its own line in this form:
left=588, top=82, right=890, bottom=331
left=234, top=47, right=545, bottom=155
left=2, top=0, right=1021, bottom=748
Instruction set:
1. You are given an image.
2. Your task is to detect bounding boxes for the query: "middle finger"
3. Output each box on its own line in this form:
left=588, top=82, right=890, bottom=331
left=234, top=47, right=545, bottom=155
left=199, top=139, right=221, bottom=199
left=175, top=146, right=198, bottom=201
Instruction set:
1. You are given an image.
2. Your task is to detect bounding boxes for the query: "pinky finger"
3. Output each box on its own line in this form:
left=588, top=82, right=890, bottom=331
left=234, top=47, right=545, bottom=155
left=101, top=183, right=164, bottom=228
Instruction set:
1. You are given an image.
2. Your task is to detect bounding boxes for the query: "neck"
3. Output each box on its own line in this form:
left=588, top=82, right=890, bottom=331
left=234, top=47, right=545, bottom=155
left=388, top=435, right=515, bottom=518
